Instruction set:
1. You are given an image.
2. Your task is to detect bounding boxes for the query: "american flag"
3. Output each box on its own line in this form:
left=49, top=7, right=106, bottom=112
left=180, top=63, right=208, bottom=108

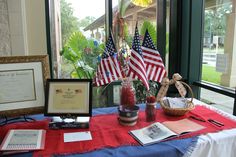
left=142, top=30, right=166, bottom=83
left=127, top=26, right=150, bottom=90
left=94, top=34, right=124, bottom=86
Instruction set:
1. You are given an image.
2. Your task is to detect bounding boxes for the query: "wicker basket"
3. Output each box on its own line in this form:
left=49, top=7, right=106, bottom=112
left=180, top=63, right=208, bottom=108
left=160, top=81, right=195, bottom=116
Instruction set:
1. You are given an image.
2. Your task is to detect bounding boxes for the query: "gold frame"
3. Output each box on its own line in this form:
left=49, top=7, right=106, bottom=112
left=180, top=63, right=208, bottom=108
left=0, top=55, right=50, bottom=117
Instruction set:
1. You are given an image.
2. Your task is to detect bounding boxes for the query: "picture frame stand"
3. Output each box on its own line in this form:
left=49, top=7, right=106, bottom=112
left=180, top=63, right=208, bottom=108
left=44, top=79, right=92, bottom=129
left=48, top=116, right=90, bottom=129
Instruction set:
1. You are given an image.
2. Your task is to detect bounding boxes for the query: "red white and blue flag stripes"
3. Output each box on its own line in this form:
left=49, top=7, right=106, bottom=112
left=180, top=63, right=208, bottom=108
left=94, top=34, right=124, bottom=86
left=142, top=29, right=166, bottom=83
left=127, top=26, right=150, bottom=90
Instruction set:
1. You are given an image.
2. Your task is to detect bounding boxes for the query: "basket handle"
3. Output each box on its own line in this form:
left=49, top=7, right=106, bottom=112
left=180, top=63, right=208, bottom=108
left=179, top=81, right=194, bottom=103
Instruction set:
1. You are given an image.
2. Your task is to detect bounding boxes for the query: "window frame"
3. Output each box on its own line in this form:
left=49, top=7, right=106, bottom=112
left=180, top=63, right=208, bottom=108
left=172, top=0, right=236, bottom=115
left=45, top=0, right=53, bottom=78
left=44, top=0, right=236, bottom=114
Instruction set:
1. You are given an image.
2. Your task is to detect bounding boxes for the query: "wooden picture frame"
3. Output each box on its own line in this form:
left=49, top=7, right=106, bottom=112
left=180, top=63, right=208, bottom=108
left=0, top=55, right=50, bottom=117
left=45, top=79, right=92, bottom=117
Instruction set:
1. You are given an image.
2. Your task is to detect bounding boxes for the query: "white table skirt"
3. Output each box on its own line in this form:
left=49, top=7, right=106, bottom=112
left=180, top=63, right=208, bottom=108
left=185, top=99, right=236, bottom=157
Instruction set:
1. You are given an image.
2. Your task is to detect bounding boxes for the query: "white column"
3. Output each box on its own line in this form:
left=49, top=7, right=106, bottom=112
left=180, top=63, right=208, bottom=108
left=24, top=0, right=47, bottom=55
left=48, top=0, right=62, bottom=78
left=7, top=0, right=27, bottom=56
left=221, top=2, right=236, bottom=87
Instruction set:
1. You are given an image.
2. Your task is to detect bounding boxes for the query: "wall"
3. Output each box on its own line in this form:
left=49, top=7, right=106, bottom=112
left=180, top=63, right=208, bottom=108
left=25, top=0, right=47, bottom=55
left=2, top=0, right=47, bottom=56
left=0, top=0, right=11, bottom=56
left=7, top=0, right=27, bottom=56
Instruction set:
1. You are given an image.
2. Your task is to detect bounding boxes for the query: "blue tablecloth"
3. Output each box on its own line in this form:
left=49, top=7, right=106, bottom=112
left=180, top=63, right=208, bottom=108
left=6, top=104, right=198, bottom=157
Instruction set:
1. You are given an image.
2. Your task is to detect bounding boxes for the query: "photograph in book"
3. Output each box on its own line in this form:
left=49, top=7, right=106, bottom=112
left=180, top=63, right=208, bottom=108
left=129, top=119, right=205, bottom=146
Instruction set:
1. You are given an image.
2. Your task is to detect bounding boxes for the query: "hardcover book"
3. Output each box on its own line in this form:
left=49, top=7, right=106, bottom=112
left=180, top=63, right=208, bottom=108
left=129, top=119, right=205, bottom=146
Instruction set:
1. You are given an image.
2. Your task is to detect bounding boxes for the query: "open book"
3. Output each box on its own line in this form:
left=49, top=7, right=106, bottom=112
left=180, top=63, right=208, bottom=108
left=129, top=119, right=205, bottom=146
left=0, top=129, right=46, bottom=151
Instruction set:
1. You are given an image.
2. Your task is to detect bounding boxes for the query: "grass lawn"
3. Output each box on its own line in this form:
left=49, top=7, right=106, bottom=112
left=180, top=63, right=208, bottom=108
left=202, top=65, right=222, bottom=84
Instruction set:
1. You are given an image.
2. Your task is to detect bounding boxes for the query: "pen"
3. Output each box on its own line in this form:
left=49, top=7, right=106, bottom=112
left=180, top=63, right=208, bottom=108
left=208, top=119, right=224, bottom=127
left=189, top=116, right=206, bottom=122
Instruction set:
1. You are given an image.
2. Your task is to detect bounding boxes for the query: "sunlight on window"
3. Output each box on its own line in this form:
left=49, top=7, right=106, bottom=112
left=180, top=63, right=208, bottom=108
left=202, top=0, right=234, bottom=89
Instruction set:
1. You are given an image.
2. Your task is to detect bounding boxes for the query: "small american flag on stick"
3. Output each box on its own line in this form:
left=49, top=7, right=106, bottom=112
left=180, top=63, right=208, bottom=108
left=127, top=26, right=149, bottom=90
left=94, top=34, right=124, bottom=86
left=142, top=30, right=166, bottom=83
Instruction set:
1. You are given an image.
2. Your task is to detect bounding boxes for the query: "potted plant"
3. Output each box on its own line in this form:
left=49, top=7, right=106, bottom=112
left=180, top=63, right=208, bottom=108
left=118, top=78, right=139, bottom=126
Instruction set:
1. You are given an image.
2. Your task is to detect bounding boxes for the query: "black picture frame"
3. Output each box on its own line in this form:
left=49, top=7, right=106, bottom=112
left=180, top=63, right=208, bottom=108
left=45, top=79, right=92, bottom=117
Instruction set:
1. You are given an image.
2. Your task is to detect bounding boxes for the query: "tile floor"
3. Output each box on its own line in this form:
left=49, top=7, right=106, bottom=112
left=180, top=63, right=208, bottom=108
left=200, top=88, right=234, bottom=114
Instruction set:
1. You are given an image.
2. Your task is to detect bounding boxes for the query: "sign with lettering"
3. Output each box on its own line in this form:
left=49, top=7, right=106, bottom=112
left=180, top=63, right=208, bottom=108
left=216, top=54, right=228, bottom=73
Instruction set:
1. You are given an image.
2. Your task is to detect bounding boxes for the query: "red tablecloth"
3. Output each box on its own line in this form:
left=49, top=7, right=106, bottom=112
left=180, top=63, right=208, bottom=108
left=0, top=105, right=236, bottom=157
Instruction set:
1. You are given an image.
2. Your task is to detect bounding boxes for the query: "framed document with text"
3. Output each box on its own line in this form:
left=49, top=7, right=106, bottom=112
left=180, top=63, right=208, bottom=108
left=45, top=79, right=92, bottom=117
left=0, top=55, right=50, bottom=117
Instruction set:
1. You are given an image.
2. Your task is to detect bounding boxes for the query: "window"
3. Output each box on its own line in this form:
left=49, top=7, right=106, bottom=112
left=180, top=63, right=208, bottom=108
left=47, top=0, right=107, bottom=107
left=47, top=0, right=168, bottom=107
left=56, top=0, right=106, bottom=79
left=202, top=0, right=234, bottom=89
left=111, top=1, right=159, bottom=103
left=171, top=0, right=235, bottom=115
left=200, top=0, right=235, bottom=111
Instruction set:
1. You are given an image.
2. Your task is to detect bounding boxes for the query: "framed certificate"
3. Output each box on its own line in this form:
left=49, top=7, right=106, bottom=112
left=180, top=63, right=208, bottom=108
left=45, top=79, right=92, bottom=117
left=0, top=55, right=50, bottom=117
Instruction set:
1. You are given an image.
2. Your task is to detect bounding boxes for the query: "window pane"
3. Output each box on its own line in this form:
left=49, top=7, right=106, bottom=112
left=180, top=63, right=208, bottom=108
left=58, top=0, right=106, bottom=79
left=112, top=1, right=159, bottom=103
left=166, top=0, right=170, bottom=73
left=202, top=0, right=235, bottom=91
left=50, top=1, right=168, bottom=107
left=50, top=0, right=106, bottom=107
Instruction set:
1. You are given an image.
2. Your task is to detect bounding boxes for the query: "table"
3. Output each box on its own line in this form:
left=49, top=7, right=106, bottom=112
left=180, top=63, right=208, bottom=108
left=2, top=99, right=236, bottom=157
left=184, top=99, right=236, bottom=157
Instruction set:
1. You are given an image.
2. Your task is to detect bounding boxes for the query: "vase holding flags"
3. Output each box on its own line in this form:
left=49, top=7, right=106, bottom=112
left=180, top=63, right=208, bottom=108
left=118, top=25, right=148, bottom=126
left=118, top=78, right=139, bottom=126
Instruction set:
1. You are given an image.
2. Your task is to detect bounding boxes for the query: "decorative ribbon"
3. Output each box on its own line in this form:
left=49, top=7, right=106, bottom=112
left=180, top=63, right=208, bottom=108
left=156, top=73, right=187, bottom=102
left=156, top=77, right=170, bottom=102
left=170, top=73, right=187, bottom=97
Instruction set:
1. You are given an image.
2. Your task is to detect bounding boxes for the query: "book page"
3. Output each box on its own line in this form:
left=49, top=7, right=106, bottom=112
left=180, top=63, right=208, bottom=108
left=162, top=119, right=205, bottom=135
left=0, top=129, right=45, bottom=150
left=130, top=122, right=177, bottom=145
left=164, top=97, right=188, bottom=108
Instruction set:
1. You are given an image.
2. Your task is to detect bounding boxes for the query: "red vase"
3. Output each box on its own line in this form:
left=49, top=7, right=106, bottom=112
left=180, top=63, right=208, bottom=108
left=145, top=102, right=156, bottom=122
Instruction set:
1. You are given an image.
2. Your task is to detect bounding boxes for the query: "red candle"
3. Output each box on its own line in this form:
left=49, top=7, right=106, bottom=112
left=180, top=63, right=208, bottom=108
left=146, top=96, right=156, bottom=122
